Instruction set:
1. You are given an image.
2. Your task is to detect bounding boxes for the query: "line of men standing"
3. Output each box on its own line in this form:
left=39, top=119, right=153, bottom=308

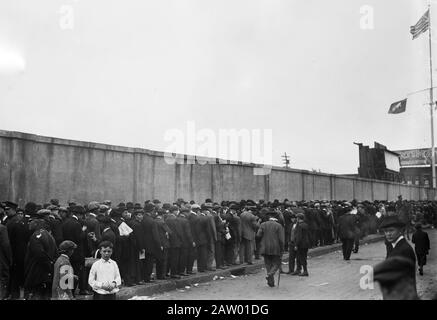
left=1, top=197, right=432, bottom=299
left=0, top=198, right=263, bottom=299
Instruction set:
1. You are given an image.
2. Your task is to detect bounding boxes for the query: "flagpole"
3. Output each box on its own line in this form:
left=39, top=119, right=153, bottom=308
left=428, top=2, right=436, bottom=189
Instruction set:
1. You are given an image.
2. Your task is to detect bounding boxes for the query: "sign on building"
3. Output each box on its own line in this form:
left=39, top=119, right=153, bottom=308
left=395, top=148, right=435, bottom=167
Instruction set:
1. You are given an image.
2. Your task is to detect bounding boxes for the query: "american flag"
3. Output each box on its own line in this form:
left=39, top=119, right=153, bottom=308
left=410, top=10, right=430, bottom=40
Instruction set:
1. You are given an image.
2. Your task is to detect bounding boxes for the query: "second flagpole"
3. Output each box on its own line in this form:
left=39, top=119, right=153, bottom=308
left=428, top=2, right=436, bottom=190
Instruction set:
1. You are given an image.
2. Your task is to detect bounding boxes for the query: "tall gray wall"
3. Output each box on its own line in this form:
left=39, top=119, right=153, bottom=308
left=0, top=130, right=435, bottom=207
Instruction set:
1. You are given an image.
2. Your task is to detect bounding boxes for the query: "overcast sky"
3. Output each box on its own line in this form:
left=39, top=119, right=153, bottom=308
left=0, top=0, right=435, bottom=174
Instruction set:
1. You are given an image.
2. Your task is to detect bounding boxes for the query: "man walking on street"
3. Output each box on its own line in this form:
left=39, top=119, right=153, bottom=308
left=256, top=210, right=284, bottom=287
left=337, top=203, right=357, bottom=261
left=411, top=223, right=430, bottom=276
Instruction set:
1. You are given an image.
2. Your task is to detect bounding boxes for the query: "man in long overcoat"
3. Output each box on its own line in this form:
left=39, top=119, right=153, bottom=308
left=411, top=223, right=430, bottom=275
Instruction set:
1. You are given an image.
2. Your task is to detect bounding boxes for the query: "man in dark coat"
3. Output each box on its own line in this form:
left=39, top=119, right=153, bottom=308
left=411, top=223, right=430, bottom=275
left=155, top=208, right=171, bottom=280
left=287, top=213, right=298, bottom=275
left=337, top=204, right=357, bottom=261
left=282, top=207, right=293, bottom=251
left=100, top=216, right=117, bottom=245
left=61, top=206, right=88, bottom=296
left=141, top=204, right=162, bottom=282
left=110, top=207, right=133, bottom=286
left=256, top=210, right=284, bottom=287
left=0, top=223, right=12, bottom=299
left=47, top=205, right=64, bottom=246
left=380, top=215, right=416, bottom=264
left=130, top=209, right=145, bottom=284
left=23, top=218, right=57, bottom=300
left=214, top=209, right=227, bottom=269
left=5, top=201, right=30, bottom=299
left=84, top=202, right=102, bottom=257
left=193, top=208, right=209, bottom=272
left=177, top=207, right=195, bottom=275
left=353, top=204, right=365, bottom=253
left=165, top=206, right=184, bottom=279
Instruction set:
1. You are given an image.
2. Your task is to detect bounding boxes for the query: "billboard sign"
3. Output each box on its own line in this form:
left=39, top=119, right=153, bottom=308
left=394, top=148, right=435, bottom=166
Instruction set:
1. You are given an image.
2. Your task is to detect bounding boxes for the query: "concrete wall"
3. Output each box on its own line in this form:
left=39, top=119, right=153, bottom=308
left=0, top=130, right=435, bottom=207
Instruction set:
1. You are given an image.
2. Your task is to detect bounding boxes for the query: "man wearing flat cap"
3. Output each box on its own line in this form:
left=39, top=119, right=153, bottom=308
left=23, top=218, right=57, bottom=300
left=373, top=256, right=419, bottom=300
left=379, top=215, right=416, bottom=263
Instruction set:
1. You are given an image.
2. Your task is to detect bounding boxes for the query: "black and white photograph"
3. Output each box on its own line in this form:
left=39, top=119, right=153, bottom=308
left=0, top=0, right=436, bottom=308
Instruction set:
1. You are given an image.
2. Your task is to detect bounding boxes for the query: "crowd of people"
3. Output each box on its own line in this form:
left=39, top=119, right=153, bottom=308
left=0, top=196, right=436, bottom=299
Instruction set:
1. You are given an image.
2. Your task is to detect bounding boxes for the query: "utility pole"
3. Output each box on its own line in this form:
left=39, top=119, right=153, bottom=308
left=282, top=152, right=290, bottom=168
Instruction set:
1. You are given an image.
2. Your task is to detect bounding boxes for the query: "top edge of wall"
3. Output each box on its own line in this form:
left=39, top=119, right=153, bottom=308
left=0, top=129, right=433, bottom=191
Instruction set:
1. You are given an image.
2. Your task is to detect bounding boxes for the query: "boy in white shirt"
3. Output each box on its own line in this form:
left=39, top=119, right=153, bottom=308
left=88, top=241, right=121, bottom=300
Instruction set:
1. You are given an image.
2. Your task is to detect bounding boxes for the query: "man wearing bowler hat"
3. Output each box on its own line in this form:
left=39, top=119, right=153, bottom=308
left=379, top=215, right=416, bottom=263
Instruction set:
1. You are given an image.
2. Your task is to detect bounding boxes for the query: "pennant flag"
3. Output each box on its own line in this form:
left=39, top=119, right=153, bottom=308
left=410, top=10, right=429, bottom=40
left=388, top=98, right=407, bottom=114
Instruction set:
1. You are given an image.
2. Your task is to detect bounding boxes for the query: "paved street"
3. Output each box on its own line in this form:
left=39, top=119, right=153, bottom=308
left=150, top=229, right=437, bottom=300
